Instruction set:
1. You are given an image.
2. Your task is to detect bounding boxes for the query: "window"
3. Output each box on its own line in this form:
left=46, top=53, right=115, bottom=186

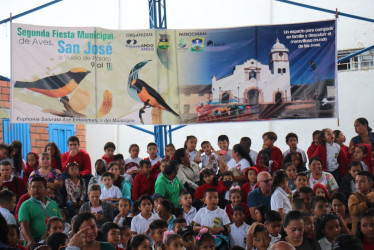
left=2, top=119, right=30, bottom=161
left=278, top=68, right=281, bottom=74
left=48, top=124, right=75, bottom=153
left=283, top=68, right=286, bottom=73
left=183, top=104, right=190, bottom=114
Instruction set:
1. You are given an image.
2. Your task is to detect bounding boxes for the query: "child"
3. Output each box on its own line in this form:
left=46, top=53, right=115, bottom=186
left=257, top=131, right=284, bottom=169
left=102, top=142, right=116, bottom=165
left=353, top=144, right=372, bottom=173
left=339, top=160, right=363, bottom=197
left=284, top=162, right=297, bottom=190
left=313, top=182, right=331, bottom=200
left=125, top=144, right=142, bottom=176
left=312, top=128, right=348, bottom=183
left=145, top=143, right=163, bottom=180
left=0, top=190, right=16, bottom=224
left=225, top=188, right=249, bottom=222
left=241, top=167, right=258, bottom=205
left=101, top=222, right=123, bottom=249
left=165, top=143, right=176, bottom=160
left=246, top=223, right=271, bottom=250
left=107, top=162, right=132, bottom=200
left=283, top=133, right=307, bottom=165
left=194, top=168, right=227, bottom=201
left=315, top=213, right=346, bottom=250
left=45, top=142, right=62, bottom=170
left=217, top=134, right=232, bottom=164
left=185, top=135, right=200, bottom=163
left=254, top=205, right=270, bottom=224
left=311, top=196, right=330, bottom=220
left=303, top=212, right=315, bottom=238
left=119, top=226, right=132, bottom=249
left=100, top=172, right=122, bottom=206
left=270, top=170, right=292, bottom=220
left=157, top=159, right=168, bottom=179
left=229, top=206, right=250, bottom=249
left=357, top=209, right=374, bottom=249
left=293, top=172, right=309, bottom=196
left=114, top=198, right=132, bottom=227
left=176, top=226, right=196, bottom=250
left=149, top=219, right=168, bottom=249
left=254, top=148, right=281, bottom=175
left=192, top=189, right=231, bottom=235
left=179, top=191, right=196, bottom=226
left=298, top=186, right=313, bottom=212
left=0, top=142, right=9, bottom=163
left=164, top=233, right=184, bottom=250
left=307, top=130, right=321, bottom=160
left=88, top=159, right=107, bottom=186
left=195, top=228, right=216, bottom=250
left=8, top=224, right=27, bottom=250
left=240, top=136, right=258, bottom=165
left=132, top=160, right=155, bottom=201
left=131, top=194, right=159, bottom=234
left=199, top=141, right=218, bottom=172
left=157, top=199, right=176, bottom=230
left=128, top=234, right=151, bottom=249
left=264, top=210, right=282, bottom=246
left=59, top=208, right=71, bottom=234
left=23, top=152, right=39, bottom=184
left=283, top=151, right=307, bottom=173
left=222, top=171, right=234, bottom=201
left=334, top=130, right=349, bottom=155
left=41, top=217, right=64, bottom=242
left=173, top=218, right=187, bottom=233
left=292, top=197, right=305, bottom=212
left=152, top=193, right=164, bottom=214
left=65, top=162, right=86, bottom=217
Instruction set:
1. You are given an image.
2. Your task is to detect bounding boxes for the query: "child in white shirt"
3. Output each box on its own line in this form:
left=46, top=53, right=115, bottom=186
left=100, top=172, right=122, bottom=206
left=264, top=210, right=282, bottom=247
left=229, top=206, right=250, bottom=248
left=131, top=194, right=159, bottom=234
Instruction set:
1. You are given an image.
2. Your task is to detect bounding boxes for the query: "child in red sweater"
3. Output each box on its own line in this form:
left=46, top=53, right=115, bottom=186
left=257, top=132, right=283, bottom=169
left=23, top=152, right=39, bottom=184
left=225, top=187, right=250, bottom=222
left=194, top=168, right=227, bottom=200
left=254, top=149, right=281, bottom=176
left=131, top=160, right=155, bottom=201
left=241, top=167, right=258, bottom=205
left=102, top=142, right=116, bottom=165
left=307, top=130, right=321, bottom=160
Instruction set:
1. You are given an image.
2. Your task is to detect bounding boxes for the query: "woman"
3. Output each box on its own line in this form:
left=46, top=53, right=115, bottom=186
left=349, top=118, right=374, bottom=156
left=107, top=162, right=131, bottom=200
left=331, top=192, right=352, bottom=231
left=45, top=142, right=62, bottom=170
left=79, top=184, right=114, bottom=227
left=280, top=210, right=321, bottom=250
left=174, top=148, right=200, bottom=193
left=307, top=157, right=339, bottom=196
left=220, top=144, right=252, bottom=183
left=69, top=212, right=115, bottom=250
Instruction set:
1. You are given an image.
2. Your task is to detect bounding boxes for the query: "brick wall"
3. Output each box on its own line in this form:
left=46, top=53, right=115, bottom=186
left=0, top=79, right=86, bottom=153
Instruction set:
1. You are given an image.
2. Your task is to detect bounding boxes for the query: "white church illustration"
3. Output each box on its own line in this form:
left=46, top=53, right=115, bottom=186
left=211, top=38, right=292, bottom=105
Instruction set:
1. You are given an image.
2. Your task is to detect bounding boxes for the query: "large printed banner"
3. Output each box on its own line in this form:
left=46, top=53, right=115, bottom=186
left=11, top=20, right=336, bottom=125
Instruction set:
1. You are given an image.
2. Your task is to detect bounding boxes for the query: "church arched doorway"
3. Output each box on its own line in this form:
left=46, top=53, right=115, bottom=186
left=247, top=89, right=260, bottom=105
left=221, top=92, right=230, bottom=103
left=275, top=92, right=282, bottom=103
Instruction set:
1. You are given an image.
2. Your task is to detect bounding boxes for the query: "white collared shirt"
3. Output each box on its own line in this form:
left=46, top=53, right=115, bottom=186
left=184, top=206, right=197, bottom=226
left=193, top=207, right=230, bottom=228
left=271, top=186, right=292, bottom=215
left=227, top=158, right=250, bottom=172
left=326, top=143, right=340, bottom=172
left=100, top=185, right=122, bottom=200
left=318, top=236, right=332, bottom=250
left=230, top=222, right=250, bottom=248
left=131, top=213, right=160, bottom=234
left=0, top=207, right=16, bottom=224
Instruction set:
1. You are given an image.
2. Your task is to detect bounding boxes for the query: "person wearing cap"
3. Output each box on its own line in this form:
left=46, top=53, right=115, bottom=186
left=154, top=160, right=184, bottom=207
left=152, top=193, right=164, bottom=214
left=177, top=226, right=196, bottom=250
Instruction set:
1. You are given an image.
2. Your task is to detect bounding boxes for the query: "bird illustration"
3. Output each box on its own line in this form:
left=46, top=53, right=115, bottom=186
left=14, top=68, right=90, bottom=98
left=128, top=60, right=179, bottom=123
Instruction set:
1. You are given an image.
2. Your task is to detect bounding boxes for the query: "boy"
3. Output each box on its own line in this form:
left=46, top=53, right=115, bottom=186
left=229, top=206, right=250, bottom=249
left=292, top=197, right=305, bottom=212
left=102, top=142, right=116, bottom=165
left=222, top=171, right=235, bottom=201
left=100, top=172, right=122, bottom=205
left=198, top=141, right=218, bottom=171
left=0, top=189, right=17, bottom=224
left=298, top=186, right=313, bottom=212
left=303, top=212, right=314, bottom=238
left=165, top=143, right=176, bottom=160
left=101, top=222, right=122, bottom=248
left=114, top=198, right=131, bottom=226
left=240, top=136, right=257, bottom=164
left=177, top=226, right=196, bottom=250
left=173, top=218, right=187, bottom=233
left=0, top=160, right=26, bottom=200
left=264, top=210, right=282, bottom=246
left=348, top=171, right=374, bottom=234
left=292, top=172, right=309, bottom=195
left=131, top=194, right=160, bottom=234
left=257, top=131, right=283, bottom=169
left=254, top=148, right=281, bottom=175
left=179, top=191, right=196, bottom=226
left=132, top=160, right=155, bottom=201
left=283, top=133, right=307, bottom=165
left=311, top=196, right=330, bottom=220
left=217, top=135, right=232, bottom=164
left=192, top=189, right=230, bottom=235
left=145, top=142, right=163, bottom=179
left=150, top=219, right=168, bottom=250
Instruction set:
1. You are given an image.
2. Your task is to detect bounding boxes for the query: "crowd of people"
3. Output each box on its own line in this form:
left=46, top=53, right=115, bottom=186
left=0, top=117, right=373, bottom=250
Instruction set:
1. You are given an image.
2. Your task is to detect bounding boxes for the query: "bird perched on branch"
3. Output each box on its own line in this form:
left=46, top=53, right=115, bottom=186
left=128, top=60, right=179, bottom=124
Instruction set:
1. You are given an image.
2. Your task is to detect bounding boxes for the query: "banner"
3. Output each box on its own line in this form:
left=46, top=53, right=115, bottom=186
left=11, top=20, right=336, bottom=125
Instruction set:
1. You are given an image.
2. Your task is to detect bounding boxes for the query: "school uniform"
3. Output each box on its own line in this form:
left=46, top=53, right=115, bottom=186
left=318, top=236, right=332, bottom=250
left=184, top=206, right=197, bottom=226
left=130, top=213, right=160, bottom=234
left=100, top=185, right=122, bottom=200
left=249, top=150, right=258, bottom=164
left=193, top=207, right=230, bottom=228
left=269, top=234, right=282, bottom=246
left=132, top=172, right=155, bottom=201
left=189, top=150, right=198, bottom=162
left=271, top=187, right=292, bottom=214
left=229, top=222, right=250, bottom=248
left=283, top=147, right=307, bottom=163
left=257, top=146, right=284, bottom=168
left=145, top=156, right=162, bottom=180
left=0, top=207, right=16, bottom=224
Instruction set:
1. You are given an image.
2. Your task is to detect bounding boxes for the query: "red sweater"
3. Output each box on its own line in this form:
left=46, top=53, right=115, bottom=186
left=132, top=172, right=155, bottom=201
left=257, top=146, right=283, bottom=169
left=0, top=176, right=26, bottom=200
left=145, top=157, right=161, bottom=180
left=61, top=149, right=92, bottom=176
left=254, top=161, right=280, bottom=176
left=102, top=155, right=113, bottom=165
left=241, top=182, right=258, bottom=205
left=307, top=144, right=318, bottom=160
left=312, top=143, right=348, bottom=176
left=23, top=152, right=39, bottom=184
left=194, top=181, right=227, bottom=200
left=225, top=202, right=250, bottom=221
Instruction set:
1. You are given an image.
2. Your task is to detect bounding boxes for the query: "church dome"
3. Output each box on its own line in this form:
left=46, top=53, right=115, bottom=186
left=271, top=38, right=289, bottom=53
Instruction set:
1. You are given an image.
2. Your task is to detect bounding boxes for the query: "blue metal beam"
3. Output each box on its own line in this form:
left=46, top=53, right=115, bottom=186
left=127, top=125, right=154, bottom=136
left=0, top=0, right=63, bottom=25
left=338, top=45, right=374, bottom=63
left=275, top=0, right=374, bottom=23
left=148, top=0, right=167, bottom=29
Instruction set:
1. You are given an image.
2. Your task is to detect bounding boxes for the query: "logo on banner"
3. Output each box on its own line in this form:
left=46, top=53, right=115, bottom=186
left=178, top=38, right=187, bottom=49
left=158, top=34, right=169, bottom=52
left=191, top=37, right=204, bottom=52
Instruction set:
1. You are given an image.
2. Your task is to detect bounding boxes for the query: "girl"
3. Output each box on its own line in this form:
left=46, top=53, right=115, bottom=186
left=125, top=144, right=142, bottom=176
left=9, top=140, right=24, bottom=177
left=241, top=167, right=258, bottom=205
left=284, top=163, right=297, bottom=191
left=340, top=161, right=363, bottom=198
left=271, top=170, right=292, bottom=220
left=41, top=216, right=65, bottom=242
left=284, top=151, right=307, bottom=173
left=65, top=162, right=86, bottom=218
left=128, top=234, right=151, bottom=250
left=23, top=151, right=39, bottom=184
left=7, top=224, right=27, bottom=250
left=108, top=162, right=132, bottom=200
left=246, top=222, right=271, bottom=250
left=45, top=142, right=62, bottom=170
left=164, top=234, right=184, bottom=250
left=225, top=187, right=250, bottom=222
left=307, top=130, right=321, bottom=160
left=315, top=213, right=347, bottom=250
left=254, top=205, right=270, bottom=224
left=353, top=144, right=372, bottom=173
left=331, top=192, right=352, bottom=231
left=221, top=144, right=253, bottom=183
left=196, top=228, right=216, bottom=250
left=312, top=128, right=348, bottom=184
left=185, top=135, right=200, bottom=163
left=114, top=198, right=132, bottom=227
left=357, top=209, right=374, bottom=249
left=194, top=168, right=227, bottom=200
left=334, top=130, right=348, bottom=156
left=313, top=183, right=331, bottom=200
left=89, top=159, right=107, bottom=186
left=119, top=226, right=132, bottom=249
left=157, top=199, right=176, bottom=231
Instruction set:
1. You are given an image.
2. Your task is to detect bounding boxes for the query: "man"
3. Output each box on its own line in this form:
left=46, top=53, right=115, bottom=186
left=269, top=241, right=296, bottom=250
left=61, top=136, right=92, bottom=185
left=247, top=171, right=272, bottom=220
left=154, top=160, right=184, bottom=207
left=0, top=160, right=26, bottom=200
left=19, top=176, right=61, bottom=249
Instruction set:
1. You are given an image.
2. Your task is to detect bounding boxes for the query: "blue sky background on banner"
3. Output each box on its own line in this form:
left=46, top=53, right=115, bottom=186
left=179, top=20, right=335, bottom=85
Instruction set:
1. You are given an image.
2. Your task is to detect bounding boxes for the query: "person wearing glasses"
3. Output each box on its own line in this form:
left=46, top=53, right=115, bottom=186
left=247, top=171, right=272, bottom=221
